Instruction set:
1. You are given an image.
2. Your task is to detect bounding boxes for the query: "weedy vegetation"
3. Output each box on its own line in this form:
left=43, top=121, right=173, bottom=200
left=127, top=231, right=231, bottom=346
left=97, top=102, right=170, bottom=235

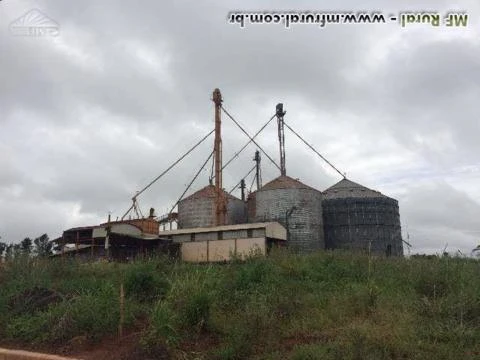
left=0, top=249, right=479, bottom=359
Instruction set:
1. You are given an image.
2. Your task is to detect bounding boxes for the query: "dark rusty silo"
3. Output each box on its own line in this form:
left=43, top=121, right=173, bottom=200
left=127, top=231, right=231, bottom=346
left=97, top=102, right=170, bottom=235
left=322, top=178, right=403, bottom=256
left=253, top=175, right=324, bottom=253
left=178, top=185, right=246, bottom=229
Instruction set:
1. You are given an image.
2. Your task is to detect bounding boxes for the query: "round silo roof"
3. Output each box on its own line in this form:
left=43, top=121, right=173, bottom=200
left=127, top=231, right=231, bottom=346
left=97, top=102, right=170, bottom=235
left=259, top=175, right=321, bottom=192
left=181, top=185, right=241, bottom=202
left=323, top=178, right=387, bottom=199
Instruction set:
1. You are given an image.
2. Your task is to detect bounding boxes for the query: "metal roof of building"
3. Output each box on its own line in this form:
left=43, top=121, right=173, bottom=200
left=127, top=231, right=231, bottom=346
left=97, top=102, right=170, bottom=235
left=110, top=231, right=159, bottom=240
left=63, top=225, right=103, bottom=232
left=54, top=244, right=93, bottom=255
left=323, top=178, right=387, bottom=199
left=258, top=175, right=321, bottom=192
left=158, top=221, right=286, bottom=240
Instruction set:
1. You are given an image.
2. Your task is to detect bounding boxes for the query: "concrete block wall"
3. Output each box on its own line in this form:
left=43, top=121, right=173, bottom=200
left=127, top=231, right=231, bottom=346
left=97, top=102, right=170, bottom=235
left=254, top=188, right=324, bottom=253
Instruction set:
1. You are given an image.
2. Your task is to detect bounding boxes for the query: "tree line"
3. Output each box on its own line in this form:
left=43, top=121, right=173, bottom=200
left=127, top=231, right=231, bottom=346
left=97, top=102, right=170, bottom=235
left=0, top=234, right=53, bottom=259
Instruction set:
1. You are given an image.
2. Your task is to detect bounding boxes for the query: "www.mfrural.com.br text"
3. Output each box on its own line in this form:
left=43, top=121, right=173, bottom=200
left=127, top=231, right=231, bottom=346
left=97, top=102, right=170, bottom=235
left=228, top=11, right=469, bottom=29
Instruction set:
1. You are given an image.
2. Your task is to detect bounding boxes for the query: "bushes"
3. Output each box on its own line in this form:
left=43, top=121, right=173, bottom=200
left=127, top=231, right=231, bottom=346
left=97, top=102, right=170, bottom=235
left=181, top=291, right=211, bottom=330
left=143, top=301, right=179, bottom=350
left=5, top=312, right=51, bottom=343
left=414, top=271, right=449, bottom=299
left=5, top=283, right=122, bottom=343
left=0, top=258, right=172, bottom=344
left=8, top=287, right=64, bottom=315
left=124, top=264, right=170, bottom=302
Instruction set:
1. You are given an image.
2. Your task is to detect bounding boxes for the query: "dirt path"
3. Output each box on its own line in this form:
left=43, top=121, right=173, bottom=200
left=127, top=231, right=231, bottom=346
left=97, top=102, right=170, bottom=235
left=0, top=347, right=80, bottom=360
left=0, top=332, right=160, bottom=360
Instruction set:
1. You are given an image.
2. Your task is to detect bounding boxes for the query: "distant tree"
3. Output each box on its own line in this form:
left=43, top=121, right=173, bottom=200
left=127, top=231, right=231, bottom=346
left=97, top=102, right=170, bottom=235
left=34, top=234, right=53, bottom=257
left=20, top=237, right=33, bottom=255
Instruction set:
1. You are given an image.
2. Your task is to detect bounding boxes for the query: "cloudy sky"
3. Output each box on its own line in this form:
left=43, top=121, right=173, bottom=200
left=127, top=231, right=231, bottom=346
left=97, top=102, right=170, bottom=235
left=1, top=0, right=479, bottom=255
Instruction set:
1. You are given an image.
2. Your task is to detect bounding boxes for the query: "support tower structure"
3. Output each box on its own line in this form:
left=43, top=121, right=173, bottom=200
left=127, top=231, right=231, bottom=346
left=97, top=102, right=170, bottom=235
left=213, top=88, right=227, bottom=226
left=276, top=103, right=286, bottom=176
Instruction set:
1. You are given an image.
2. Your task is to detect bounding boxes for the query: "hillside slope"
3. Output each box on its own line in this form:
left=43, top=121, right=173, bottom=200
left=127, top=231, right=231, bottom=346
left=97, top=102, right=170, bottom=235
left=0, top=251, right=479, bottom=359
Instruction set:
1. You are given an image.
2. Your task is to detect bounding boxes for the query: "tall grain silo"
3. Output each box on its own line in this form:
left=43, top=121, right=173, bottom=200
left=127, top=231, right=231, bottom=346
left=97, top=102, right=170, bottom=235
left=253, top=175, right=324, bottom=253
left=178, top=185, right=246, bottom=229
left=322, top=178, right=403, bottom=256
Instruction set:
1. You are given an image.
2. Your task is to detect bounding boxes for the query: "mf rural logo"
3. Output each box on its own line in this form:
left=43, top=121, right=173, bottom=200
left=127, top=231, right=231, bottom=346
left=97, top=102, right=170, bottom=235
left=9, top=9, right=59, bottom=37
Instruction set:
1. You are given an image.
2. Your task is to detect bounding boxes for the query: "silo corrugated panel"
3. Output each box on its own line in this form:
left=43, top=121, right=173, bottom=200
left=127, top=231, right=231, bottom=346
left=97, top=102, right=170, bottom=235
left=178, top=185, right=247, bottom=229
left=247, top=192, right=256, bottom=222
left=322, top=179, right=403, bottom=256
left=254, top=176, right=324, bottom=253
left=227, top=195, right=248, bottom=225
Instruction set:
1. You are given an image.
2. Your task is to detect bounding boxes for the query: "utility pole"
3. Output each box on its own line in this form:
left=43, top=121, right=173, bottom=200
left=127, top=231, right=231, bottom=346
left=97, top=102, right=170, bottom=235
left=254, top=150, right=262, bottom=191
left=276, top=103, right=286, bottom=176
left=213, top=88, right=226, bottom=226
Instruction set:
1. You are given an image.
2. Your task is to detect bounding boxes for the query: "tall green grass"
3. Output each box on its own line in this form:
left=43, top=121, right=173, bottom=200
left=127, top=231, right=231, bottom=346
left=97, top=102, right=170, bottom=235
left=0, top=250, right=479, bottom=359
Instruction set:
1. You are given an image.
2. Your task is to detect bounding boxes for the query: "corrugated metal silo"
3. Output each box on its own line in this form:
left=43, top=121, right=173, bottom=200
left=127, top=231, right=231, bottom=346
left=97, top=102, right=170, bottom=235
left=178, top=185, right=246, bottom=229
left=246, top=191, right=256, bottom=222
left=322, top=178, right=403, bottom=256
left=253, top=176, right=324, bottom=252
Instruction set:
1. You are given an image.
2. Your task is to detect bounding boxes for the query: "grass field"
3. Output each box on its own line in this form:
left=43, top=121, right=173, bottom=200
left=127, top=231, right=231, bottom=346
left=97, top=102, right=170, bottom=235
left=0, top=250, right=479, bottom=359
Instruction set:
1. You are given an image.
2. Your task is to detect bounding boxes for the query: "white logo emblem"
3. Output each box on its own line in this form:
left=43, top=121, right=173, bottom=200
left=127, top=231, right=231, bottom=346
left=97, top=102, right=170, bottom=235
left=10, top=9, right=59, bottom=37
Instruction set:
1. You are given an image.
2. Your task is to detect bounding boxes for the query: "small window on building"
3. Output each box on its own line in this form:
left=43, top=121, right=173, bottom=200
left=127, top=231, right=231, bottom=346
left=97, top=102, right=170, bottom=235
left=218, top=231, right=223, bottom=240
left=191, top=233, right=195, bottom=242
left=247, top=229, right=253, bottom=238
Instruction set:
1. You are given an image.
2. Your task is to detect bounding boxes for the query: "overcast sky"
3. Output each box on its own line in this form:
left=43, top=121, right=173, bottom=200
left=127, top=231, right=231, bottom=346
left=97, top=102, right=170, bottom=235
left=1, top=0, right=479, bottom=255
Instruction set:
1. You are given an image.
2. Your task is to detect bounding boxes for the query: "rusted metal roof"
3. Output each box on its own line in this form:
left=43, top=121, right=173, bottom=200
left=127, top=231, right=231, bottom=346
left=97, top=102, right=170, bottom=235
left=259, top=175, right=320, bottom=192
left=323, top=178, right=387, bottom=199
left=181, top=185, right=241, bottom=202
